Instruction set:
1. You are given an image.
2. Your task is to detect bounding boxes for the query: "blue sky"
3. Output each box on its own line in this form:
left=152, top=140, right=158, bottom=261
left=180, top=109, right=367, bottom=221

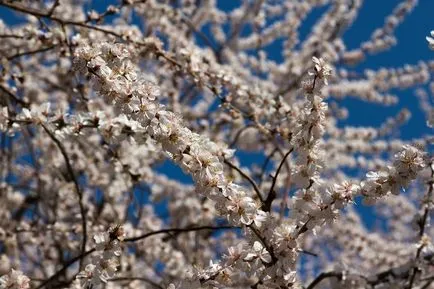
left=339, top=0, right=433, bottom=138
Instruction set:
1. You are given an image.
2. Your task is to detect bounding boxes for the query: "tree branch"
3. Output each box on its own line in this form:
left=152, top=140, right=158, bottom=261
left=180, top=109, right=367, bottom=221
left=40, top=123, right=88, bottom=271
left=264, top=147, right=293, bottom=212
left=224, top=158, right=264, bottom=202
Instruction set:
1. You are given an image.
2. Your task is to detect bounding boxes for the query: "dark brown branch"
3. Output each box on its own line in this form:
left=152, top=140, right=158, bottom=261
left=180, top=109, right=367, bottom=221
left=228, top=124, right=255, bottom=148
left=0, top=1, right=123, bottom=38
left=38, top=225, right=235, bottom=288
left=264, top=147, right=293, bottom=212
left=408, top=162, right=434, bottom=289
left=125, top=225, right=236, bottom=242
left=47, top=0, right=61, bottom=17
left=40, top=123, right=87, bottom=271
left=35, top=248, right=95, bottom=289
left=247, top=224, right=278, bottom=266
left=257, top=147, right=278, bottom=185
left=109, top=277, right=163, bottom=289
left=224, top=159, right=264, bottom=202
left=0, top=84, right=29, bottom=107
left=306, top=272, right=343, bottom=289
left=7, top=45, right=57, bottom=60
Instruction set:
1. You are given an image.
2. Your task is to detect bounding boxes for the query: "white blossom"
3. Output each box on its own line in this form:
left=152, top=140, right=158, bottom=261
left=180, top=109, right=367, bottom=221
left=426, top=30, right=434, bottom=50
left=0, top=270, right=30, bottom=289
left=0, top=2, right=431, bottom=289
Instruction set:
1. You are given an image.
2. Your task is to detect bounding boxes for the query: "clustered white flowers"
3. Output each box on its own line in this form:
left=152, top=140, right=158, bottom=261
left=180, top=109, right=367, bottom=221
left=0, top=1, right=433, bottom=289
left=73, top=41, right=268, bottom=231
left=76, top=225, right=125, bottom=287
left=0, top=270, right=30, bottom=289
left=361, top=145, right=425, bottom=204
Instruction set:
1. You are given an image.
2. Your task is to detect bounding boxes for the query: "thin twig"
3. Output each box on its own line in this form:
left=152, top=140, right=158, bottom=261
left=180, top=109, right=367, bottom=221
left=0, top=84, right=29, bottom=107
left=37, top=225, right=235, bottom=288
left=228, top=124, right=255, bottom=148
left=40, top=123, right=87, bottom=271
left=35, top=248, right=95, bottom=289
left=7, top=45, right=57, bottom=60
left=306, top=272, right=343, bottom=289
left=109, top=277, right=163, bottom=289
left=264, top=147, right=293, bottom=212
left=125, top=225, right=236, bottom=242
left=257, top=147, right=278, bottom=185
left=47, top=0, right=61, bottom=16
left=224, top=159, right=264, bottom=202
left=408, top=163, right=434, bottom=289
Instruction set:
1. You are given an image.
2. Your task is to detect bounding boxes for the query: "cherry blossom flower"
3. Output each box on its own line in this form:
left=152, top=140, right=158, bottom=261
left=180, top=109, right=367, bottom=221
left=426, top=31, right=434, bottom=50
left=0, top=270, right=30, bottom=289
left=0, top=2, right=431, bottom=289
left=311, top=56, right=333, bottom=85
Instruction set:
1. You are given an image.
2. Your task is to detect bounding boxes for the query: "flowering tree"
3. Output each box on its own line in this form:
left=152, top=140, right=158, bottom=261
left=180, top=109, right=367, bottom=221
left=0, top=0, right=433, bottom=288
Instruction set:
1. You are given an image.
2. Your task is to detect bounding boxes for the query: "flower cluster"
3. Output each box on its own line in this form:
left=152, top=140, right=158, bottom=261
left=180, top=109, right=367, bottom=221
left=0, top=270, right=30, bottom=289
left=361, top=145, right=425, bottom=203
left=74, top=42, right=268, bottom=230
left=76, top=226, right=125, bottom=287
left=0, top=1, right=432, bottom=289
left=311, top=56, right=332, bottom=85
